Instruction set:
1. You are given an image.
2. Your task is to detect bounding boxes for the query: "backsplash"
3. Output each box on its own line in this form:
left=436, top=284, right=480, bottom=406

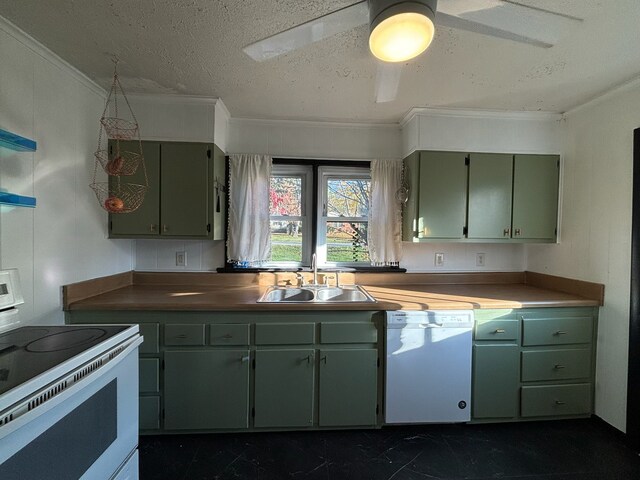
left=135, top=240, right=524, bottom=272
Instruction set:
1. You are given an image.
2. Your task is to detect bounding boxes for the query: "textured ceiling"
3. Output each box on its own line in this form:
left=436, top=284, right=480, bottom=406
left=1, top=0, right=639, bottom=122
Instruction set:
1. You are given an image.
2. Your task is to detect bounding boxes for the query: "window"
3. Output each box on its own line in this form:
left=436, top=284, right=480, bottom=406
left=267, top=163, right=371, bottom=267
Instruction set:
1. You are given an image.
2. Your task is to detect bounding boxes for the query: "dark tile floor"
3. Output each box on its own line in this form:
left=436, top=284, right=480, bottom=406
left=139, top=418, right=640, bottom=480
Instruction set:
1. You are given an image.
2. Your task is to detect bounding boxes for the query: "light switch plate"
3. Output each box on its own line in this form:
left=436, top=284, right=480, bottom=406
left=435, top=252, right=444, bottom=267
left=476, top=253, right=486, bottom=267
left=176, top=251, right=187, bottom=267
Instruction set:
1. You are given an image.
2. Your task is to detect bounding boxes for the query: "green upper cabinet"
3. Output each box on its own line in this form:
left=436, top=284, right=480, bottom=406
left=160, top=142, right=210, bottom=237
left=512, top=154, right=559, bottom=241
left=414, top=151, right=467, bottom=240
left=109, top=140, right=226, bottom=239
left=467, top=153, right=514, bottom=240
left=109, top=141, right=161, bottom=237
left=402, top=150, right=559, bottom=243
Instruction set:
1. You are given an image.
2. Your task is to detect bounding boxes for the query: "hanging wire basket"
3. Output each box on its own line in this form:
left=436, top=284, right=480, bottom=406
left=94, top=149, right=141, bottom=176
left=100, top=117, right=139, bottom=140
left=90, top=182, right=148, bottom=214
left=90, top=58, right=148, bottom=214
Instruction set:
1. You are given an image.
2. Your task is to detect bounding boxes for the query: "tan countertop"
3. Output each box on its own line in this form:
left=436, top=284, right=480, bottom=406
left=65, top=273, right=602, bottom=311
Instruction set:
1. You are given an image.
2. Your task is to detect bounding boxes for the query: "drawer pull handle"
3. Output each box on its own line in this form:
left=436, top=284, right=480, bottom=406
left=503, top=228, right=510, bottom=237
left=494, top=329, right=506, bottom=334
left=240, top=356, right=250, bottom=363
left=555, top=400, right=566, bottom=405
left=175, top=334, right=187, bottom=339
left=222, top=334, right=233, bottom=339
left=554, top=331, right=568, bottom=335
left=320, top=356, right=327, bottom=364
left=554, top=364, right=566, bottom=370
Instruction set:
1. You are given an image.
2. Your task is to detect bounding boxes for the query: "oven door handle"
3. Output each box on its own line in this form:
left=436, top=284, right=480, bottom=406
left=0, top=335, right=143, bottom=441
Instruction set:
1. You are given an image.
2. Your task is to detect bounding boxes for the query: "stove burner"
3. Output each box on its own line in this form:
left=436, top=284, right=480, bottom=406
left=25, top=328, right=108, bottom=353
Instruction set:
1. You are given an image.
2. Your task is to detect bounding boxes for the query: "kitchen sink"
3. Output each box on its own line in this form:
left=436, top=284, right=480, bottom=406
left=257, top=285, right=376, bottom=303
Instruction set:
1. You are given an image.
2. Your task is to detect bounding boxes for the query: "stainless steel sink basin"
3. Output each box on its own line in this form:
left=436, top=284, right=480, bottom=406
left=257, top=285, right=376, bottom=303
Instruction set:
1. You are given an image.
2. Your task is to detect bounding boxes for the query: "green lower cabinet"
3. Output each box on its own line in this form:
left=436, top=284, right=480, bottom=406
left=318, top=349, right=378, bottom=427
left=254, top=349, right=315, bottom=428
left=521, top=384, right=592, bottom=417
left=164, top=350, right=250, bottom=430
left=472, top=344, right=520, bottom=419
left=140, top=396, right=160, bottom=430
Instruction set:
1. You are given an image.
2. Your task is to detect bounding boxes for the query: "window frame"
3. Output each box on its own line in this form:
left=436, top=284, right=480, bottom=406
left=316, top=166, right=371, bottom=267
left=265, top=164, right=313, bottom=268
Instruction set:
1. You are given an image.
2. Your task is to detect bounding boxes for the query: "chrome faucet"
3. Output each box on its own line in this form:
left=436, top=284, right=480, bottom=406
left=311, top=253, right=318, bottom=286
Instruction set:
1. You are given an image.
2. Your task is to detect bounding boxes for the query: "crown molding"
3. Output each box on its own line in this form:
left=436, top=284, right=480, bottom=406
left=215, top=98, right=231, bottom=120
left=229, top=116, right=400, bottom=130
left=127, top=93, right=224, bottom=106
left=400, top=107, right=563, bottom=127
left=563, top=75, right=640, bottom=117
left=0, top=14, right=105, bottom=98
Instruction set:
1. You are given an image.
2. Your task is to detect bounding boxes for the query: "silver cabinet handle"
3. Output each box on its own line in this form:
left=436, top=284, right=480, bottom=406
left=554, top=364, right=566, bottom=370
left=320, top=356, right=327, bottom=364
left=150, top=224, right=157, bottom=232
left=240, top=355, right=250, bottom=363
left=222, top=334, right=233, bottom=339
left=494, top=329, right=506, bottom=334
left=555, top=400, right=566, bottom=405
left=503, top=228, right=510, bottom=237
left=514, top=228, right=521, bottom=236
left=163, top=225, right=168, bottom=233
left=554, top=331, right=568, bottom=336
left=175, top=334, right=187, bottom=339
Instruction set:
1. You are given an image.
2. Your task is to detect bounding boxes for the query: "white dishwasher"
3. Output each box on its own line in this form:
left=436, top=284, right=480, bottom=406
left=385, top=310, right=474, bottom=424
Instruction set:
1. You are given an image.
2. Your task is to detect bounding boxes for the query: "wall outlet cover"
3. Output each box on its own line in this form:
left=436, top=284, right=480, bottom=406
left=176, top=251, right=187, bottom=267
left=435, top=252, right=445, bottom=267
left=476, top=253, right=486, bottom=267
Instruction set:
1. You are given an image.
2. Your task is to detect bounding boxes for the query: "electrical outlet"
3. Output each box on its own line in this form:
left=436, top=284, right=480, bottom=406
left=176, top=251, right=187, bottom=267
left=435, top=252, right=444, bottom=267
left=476, top=253, right=486, bottom=267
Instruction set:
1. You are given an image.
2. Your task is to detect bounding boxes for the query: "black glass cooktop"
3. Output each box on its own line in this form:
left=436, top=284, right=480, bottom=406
left=0, top=325, right=130, bottom=397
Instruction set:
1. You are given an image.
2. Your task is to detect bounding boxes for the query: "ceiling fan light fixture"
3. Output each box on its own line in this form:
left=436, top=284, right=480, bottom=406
left=369, top=0, right=437, bottom=63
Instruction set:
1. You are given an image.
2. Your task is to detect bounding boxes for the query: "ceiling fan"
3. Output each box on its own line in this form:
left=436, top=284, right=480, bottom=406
left=243, top=0, right=582, bottom=103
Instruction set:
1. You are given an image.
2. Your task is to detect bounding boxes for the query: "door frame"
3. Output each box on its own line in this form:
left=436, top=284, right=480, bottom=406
left=628, top=127, right=640, bottom=451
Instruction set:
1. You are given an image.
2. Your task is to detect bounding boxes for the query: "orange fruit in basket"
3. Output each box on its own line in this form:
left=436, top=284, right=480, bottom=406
left=104, top=196, right=125, bottom=212
left=106, top=155, right=125, bottom=175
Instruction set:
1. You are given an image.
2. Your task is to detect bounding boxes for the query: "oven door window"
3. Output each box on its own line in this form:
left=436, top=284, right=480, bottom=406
left=2, top=379, right=117, bottom=480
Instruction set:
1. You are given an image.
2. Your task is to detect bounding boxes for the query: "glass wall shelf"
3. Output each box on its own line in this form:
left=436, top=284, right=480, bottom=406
left=0, top=128, right=37, bottom=152
left=0, top=192, right=36, bottom=208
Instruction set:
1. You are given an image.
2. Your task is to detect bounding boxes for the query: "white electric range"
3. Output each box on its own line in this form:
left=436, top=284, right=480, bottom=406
left=0, top=269, right=142, bottom=480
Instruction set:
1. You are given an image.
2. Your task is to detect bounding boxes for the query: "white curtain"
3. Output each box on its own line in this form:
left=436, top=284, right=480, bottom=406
left=368, top=159, right=403, bottom=266
left=227, top=154, right=272, bottom=266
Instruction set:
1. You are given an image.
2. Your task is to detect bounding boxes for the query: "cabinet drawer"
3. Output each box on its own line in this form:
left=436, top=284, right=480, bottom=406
left=255, top=323, right=315, bottom=345
left=522, top=317, right=593, bottom=346
left=139, top=323, right=159, bottom=354
left=521, top=349, right=592, bottom=382
left=475, top=319, right=519, bottom=341
left=521, top=384, right=591, bottom=417
left=139, top=396, right=160, bottom=430
left=320, top=323, right=377, bottom=344
left=164, top=324, right=205, bottom=346
left=209, top=324, right=250, bottom=346
left=139, top=358, right=160, bottom=393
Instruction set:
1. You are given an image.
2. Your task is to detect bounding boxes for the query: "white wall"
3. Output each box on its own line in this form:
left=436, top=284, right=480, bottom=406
left=0, top=18, right=133, bottom=324
left=527, top=79, right=640, bottom=432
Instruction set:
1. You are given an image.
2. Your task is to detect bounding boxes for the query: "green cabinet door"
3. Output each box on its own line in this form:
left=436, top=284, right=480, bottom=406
left=109, top=140, right=161, bottom=237
left=467, top=153, right=513, bottom=239
left=164, top=350, right=250, bottom=430
left=512, top=155, right=559, bottom=240
left=473, top=344, right=520, bottom=419
left=160, top=142, right=211, bottom=237
left=416, top=151, right=467, bottom=239
left=254, top=349, right=315, bottom=428
left=212, top=144, right=226, bottom=241
left=318, top=349, right=377, bottom=427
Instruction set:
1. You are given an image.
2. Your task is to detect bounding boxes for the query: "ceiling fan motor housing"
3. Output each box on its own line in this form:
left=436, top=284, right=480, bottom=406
left=369, top=0, right=438, bottom=32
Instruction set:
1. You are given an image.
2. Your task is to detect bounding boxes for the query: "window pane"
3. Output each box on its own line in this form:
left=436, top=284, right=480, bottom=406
left=326, top=221, right=370, bottom=263
left=271, top=220, right=303, bottom=262
left=270, top=176, right=302, bottom=216
left=327, top=178, right=370, bottom=218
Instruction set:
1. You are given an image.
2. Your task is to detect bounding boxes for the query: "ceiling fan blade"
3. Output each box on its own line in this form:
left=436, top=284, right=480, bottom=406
left=243, top=1, right=369, bottom=61
left=375, top=63, right=403, bottom=103
left=436, top=0, right=583, bottom=48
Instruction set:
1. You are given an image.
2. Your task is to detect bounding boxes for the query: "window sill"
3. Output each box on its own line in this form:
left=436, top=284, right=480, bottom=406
left=216, top=266, right=407, bottom=273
